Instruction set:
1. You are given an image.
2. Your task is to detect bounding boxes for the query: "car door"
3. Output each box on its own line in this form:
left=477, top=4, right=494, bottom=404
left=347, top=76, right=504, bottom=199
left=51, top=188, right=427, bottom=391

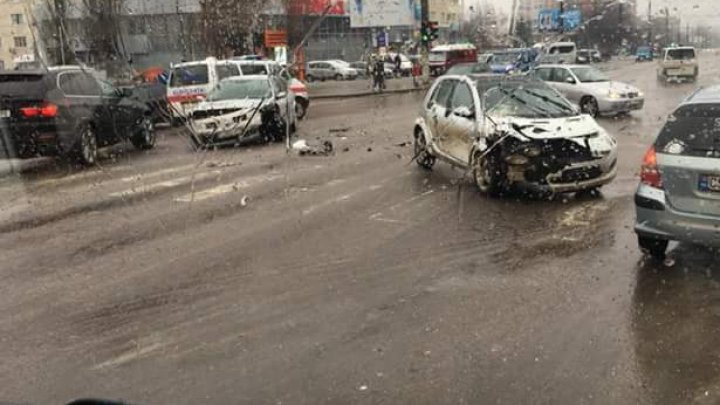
left=551, top=67, right=580, bottom=104
left=531, top=67, right=553, bottom=83
left=442, top=79, right=477, bottom=165
left=58, top=71, right=114, bottom=143
left=425, top=78, right=455, bottom=154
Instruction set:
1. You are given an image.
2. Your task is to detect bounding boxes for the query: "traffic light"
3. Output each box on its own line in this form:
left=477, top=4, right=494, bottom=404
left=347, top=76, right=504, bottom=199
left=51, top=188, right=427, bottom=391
left=420, top=20, right=439, bottom=44
left=420, top=21, right=430, bottom=44
left=428, top=21, right=439, bottom=41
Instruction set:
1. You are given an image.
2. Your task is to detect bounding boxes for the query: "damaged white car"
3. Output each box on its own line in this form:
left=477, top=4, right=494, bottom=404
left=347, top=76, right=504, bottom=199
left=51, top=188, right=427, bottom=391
left=413, top=74, right=618, bottom=195
left=190, top=75, right=296, bottom=145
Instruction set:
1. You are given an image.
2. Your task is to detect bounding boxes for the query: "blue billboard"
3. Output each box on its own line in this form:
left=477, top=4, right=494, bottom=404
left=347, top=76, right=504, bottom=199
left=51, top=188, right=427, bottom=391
left=537, top=8, right=582, bottom=32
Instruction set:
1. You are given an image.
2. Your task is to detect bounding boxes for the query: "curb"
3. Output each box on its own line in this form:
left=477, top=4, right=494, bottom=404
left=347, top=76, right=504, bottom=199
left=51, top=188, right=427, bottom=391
left=312, top=86, right=429, bottom=100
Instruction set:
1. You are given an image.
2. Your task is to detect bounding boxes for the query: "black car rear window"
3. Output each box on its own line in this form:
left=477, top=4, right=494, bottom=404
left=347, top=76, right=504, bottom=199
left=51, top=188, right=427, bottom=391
left=667, top=48, right=695, bottom=60
left=656, top=104, right=720, bottom=157
left=0, top=74, right=46, bottom=98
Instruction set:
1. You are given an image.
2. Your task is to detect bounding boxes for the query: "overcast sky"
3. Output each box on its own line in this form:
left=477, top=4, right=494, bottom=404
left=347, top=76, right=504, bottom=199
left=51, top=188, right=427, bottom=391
left=481, top=0, right=717, bottom=26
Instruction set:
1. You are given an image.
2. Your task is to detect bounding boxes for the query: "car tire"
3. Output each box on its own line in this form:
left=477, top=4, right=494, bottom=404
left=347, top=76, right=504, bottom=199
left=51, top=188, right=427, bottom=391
left=413, top=129, right=435, bottom=170
left=131, top=116, right=156, bottom=150
left=334, top=74, right=343, bottom=81
left=472, top=150, right=503, bottom=196
left=295, top=98, right=307, bottom=120
left=75, top=123, right=98, bottom=166
left=580, top=97, right=600, bottom=118
left=306, top=75, right=315, bottom=83
left=638, top=236, right=669, bottom=260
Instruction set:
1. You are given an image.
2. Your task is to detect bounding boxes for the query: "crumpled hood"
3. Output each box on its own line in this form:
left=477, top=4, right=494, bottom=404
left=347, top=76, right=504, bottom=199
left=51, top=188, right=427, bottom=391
left=580, top=81, right=639, bottom=95
left=193, top=98, right=264, bottom=114
left=492, top=114, right=603, bottom=140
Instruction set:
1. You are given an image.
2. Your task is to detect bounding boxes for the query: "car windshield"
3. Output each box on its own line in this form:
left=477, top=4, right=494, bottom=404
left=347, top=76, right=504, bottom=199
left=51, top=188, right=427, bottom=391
left=207, top=80, right=270, bottom=101
left=429, top=51, right=447, bottom=62
left=571, top=67, right=609, bottom=82
left=483, top=81, right=577, bottom=118
left=492, top=52, right=520, bottom=64
left=239, top=65, right=269, bottom=75
left=667, top=48, right=696, bottom=60
left=169, top=65, right=209, bottom=87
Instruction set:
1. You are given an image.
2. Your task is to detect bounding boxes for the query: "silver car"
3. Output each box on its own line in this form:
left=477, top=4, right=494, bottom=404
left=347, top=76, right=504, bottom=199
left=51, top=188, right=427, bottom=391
left=413, top=74, right=617, bottom=195
left=635, top=87, right=720, bottom=259
left=532, top=64, right=645, bottom=118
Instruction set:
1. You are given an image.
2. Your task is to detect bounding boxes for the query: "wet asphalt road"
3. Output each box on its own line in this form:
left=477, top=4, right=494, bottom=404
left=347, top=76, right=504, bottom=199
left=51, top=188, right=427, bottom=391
left=2, top=57, right=720, bottom=405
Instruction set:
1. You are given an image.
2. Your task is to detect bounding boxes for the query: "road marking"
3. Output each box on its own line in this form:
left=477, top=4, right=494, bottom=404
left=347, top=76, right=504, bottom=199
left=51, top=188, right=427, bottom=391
left=109, top=170, right=222, bottom=199
left=174, top=173, right=282, bottom=203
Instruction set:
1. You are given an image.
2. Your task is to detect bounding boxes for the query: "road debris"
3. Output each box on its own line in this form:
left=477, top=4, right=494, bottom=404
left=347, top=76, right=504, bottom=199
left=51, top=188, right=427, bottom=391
left=329, top=127, right=351, bottom=133
left=292, top=139, right=334, bottom=156
left=240, top=195, right=249, bottom=207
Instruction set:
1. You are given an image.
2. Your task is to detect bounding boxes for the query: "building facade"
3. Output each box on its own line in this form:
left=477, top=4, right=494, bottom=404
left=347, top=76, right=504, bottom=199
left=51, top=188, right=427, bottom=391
left=0, top=0, right=38, bottom=70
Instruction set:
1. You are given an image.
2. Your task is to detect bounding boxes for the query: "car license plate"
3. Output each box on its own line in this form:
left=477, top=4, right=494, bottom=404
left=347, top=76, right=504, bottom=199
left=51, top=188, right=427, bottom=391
left=699, top=175, right=720, bottom=193
left=0, top=110, right=10, bottom=118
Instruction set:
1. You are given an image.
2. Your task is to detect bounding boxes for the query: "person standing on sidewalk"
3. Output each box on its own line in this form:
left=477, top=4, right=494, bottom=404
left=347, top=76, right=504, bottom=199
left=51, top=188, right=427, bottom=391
left=394, top=53, right=402, bottom=78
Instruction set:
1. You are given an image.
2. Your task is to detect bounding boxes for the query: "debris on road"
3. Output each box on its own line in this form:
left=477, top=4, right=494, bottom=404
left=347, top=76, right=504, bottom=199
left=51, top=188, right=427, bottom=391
left=395, top=142, right=408, bottom=147
left=367, top=147, right=373, bottom=152
left=240, top=195, right=249, bottom=207
left=329, top=127, right=351, bottom=133
left=292, top=139, right=334, bottom=156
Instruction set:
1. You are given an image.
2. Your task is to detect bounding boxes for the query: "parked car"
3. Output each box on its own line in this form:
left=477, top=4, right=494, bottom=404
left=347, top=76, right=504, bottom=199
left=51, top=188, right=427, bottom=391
left=349, top=61, right=370, bottom=78
left=412, top=74, right=617, bottom=195
left=189, top=75, right=296, bottom=145
left=531, top=64, right=644, bottom=117
left=634, top=86, right=720, bottom=259
left=489, top=48, right=539, bottom=73
left=386, top=53, right=413, bottom=76
left=538, top=41, right=577, bottom=65
left=0, top=66, right=156, bottom=165
left=280, top=68, right=310, bottom=120
left=429, top=44, right=478, bottom=76
left=444, top=62, right=491, bottom=76
left=166, top=58, right=241, bottom=123
left=657, top=46, right=698, bottom=82
left=305, top=61, right=358, bottom=82
left=635, top=46, right=654, bottom=62
left=576, top=49, right=601, bottom=64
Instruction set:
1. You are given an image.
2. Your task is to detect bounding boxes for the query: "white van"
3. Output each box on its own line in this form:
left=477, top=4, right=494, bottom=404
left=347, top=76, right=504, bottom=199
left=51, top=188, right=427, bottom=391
left=166, top=57, right=241, bottom=121
left=539, top=42, right=577, bottom=65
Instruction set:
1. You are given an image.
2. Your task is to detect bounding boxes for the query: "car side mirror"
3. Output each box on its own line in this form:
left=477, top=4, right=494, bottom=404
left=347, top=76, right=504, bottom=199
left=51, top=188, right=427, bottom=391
left=452, top=106, right=474, bottom=119
left=565, top=77, right=576, bottom=84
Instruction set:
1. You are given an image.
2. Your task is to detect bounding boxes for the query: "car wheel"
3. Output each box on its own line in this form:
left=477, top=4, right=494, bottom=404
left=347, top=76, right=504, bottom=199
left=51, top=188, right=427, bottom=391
left=334, top=74, right=343, bottom=81
left=580, top=97, right=600, bottom=118
left=295, top=99, right=307, bottom=120
left=306, top=75, right=315, bottom=83
left=75, top=123, right=98, bottom=165
left=131, top=116, right=156, bottom=150
left=472, top=150, right=502, bottom=196
left=638, top=236, right=669, bottom=260
left=414, top=130, right=436, bottom=170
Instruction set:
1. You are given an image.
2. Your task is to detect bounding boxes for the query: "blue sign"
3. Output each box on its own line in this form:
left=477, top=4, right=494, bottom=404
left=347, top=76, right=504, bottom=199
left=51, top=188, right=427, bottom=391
left=377, top=32, right=388, bottom=47
left=537, top=8, right=583, bottom=32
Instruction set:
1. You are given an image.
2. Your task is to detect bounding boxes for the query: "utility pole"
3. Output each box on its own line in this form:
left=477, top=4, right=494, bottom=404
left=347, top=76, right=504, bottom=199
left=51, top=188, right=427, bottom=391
left=420, top=0, right=429, bottom=84
left=558, top=0, right=564, bottom=34
left=647, top=0, right=652, bottom=46
left=508, top=0, right=518, bottom=37
left=664, top=7, right=669, bottom=47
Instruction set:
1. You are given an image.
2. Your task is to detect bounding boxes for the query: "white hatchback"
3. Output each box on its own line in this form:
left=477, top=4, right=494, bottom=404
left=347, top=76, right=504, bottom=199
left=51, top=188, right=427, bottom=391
left=413, top=74, right=618, bottom=195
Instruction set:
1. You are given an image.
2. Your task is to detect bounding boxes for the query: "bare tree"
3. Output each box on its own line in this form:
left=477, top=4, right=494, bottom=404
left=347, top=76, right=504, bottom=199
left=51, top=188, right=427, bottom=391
left=199, top=0, right=265, bottom=57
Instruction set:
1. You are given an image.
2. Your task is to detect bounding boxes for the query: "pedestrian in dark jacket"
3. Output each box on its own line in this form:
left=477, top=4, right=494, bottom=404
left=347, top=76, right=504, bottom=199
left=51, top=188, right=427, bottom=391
left=394, top=53, right=402, bottom=77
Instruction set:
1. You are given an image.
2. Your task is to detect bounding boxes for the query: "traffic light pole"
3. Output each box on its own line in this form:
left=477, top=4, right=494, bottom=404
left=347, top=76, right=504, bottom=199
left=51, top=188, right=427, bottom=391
left=420, top=0, right=430, bottom=85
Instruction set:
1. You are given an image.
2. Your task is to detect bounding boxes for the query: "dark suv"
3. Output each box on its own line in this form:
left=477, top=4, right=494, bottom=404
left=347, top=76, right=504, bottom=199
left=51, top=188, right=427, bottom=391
left=0, top=66, right=156, bottom=165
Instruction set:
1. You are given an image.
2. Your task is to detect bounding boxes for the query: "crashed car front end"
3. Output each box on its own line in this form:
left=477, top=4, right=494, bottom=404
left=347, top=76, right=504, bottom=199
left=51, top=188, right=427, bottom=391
left=486, top=118, right=618, bottom=193
left=190, top=101, right=265, bottom=143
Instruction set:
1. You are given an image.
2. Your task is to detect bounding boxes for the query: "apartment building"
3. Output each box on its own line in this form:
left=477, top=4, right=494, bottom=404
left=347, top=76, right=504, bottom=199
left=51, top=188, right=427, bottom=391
left=0, top=0, right=37, bottom=70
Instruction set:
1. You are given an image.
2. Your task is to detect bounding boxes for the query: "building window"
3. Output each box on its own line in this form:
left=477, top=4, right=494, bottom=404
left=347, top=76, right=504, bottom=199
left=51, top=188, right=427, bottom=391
left=11, top=14, right=23, bottom=25
left=14, top=36, right=27, bottom=48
